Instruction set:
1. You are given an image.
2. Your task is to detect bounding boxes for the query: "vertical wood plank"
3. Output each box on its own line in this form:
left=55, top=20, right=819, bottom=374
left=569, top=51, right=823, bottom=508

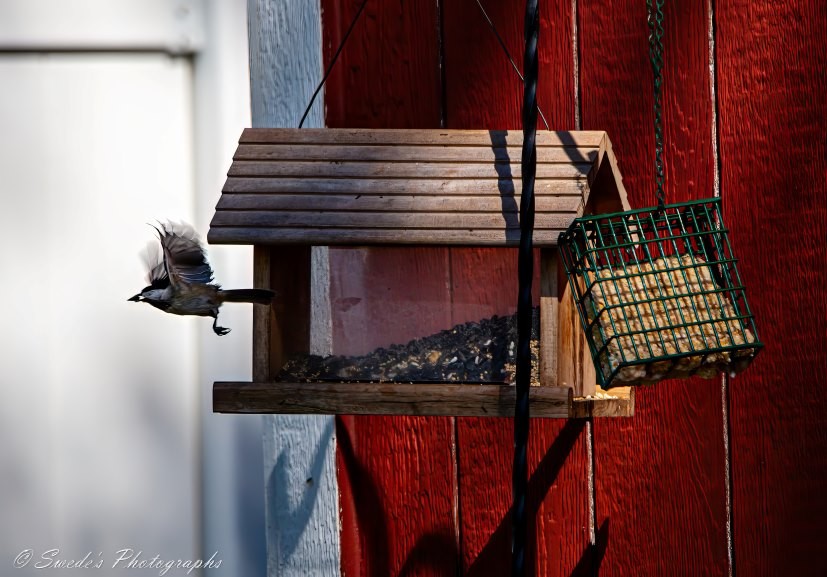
left=320, top=1, right=459, bottom=576
left=253, top=245, right=272, bottom=382
left=580, top=1, right=730, bottom=575
left=249, top=1, right=341, bottom=575
left=557, top=261, right=596, bottom=398
left=540, top=248, right=559, bottom=388
left=717, top=1, right=827, bottom=575
left=443, top=0, right=595, bottom=575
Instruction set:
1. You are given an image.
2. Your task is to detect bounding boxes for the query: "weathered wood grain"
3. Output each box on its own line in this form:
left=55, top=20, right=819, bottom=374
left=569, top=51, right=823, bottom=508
left=217, top=193, right=583, bottom=213
left=210, top=128, right=625, bottom=251
left=211, top=126, right=619, bottom=247
left=442, top=0, right=596, bottom=574
left=253, top=246, right=272, bottom=383
left=227, top=159, right=591, bottom=179
left=570, top=387, right=634, bottom=419
left=557, top=259, right=597, bottom=398
left=221, top=176, right=588, bottom=195
left=320, top=1, right=458, bottom=575
left=581, top=0, right=730, bottom=575
left=718, top=1, right=827, bottom=575
left=540, top=249, right=560, bottom=388
left=213, top=382, right=572, bottom=417
left=233, top=142, right=599, bottom=163
left=239, top=127, right=606, bottom=146
left=212, top=210, right=576, bottom=230
left=207, top=227, right=569, bottom=247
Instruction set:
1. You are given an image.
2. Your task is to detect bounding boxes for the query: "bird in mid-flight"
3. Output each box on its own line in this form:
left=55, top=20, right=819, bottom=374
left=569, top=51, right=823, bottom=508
left=129, top=222, right=274, bottom=335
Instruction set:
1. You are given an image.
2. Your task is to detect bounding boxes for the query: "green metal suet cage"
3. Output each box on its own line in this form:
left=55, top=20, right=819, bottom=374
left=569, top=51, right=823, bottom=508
left=558, top=198, right=762, bottom=388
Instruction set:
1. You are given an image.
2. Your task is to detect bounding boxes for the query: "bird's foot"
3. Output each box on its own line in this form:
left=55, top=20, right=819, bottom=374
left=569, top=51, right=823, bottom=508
left=212, top=315, right=231, bottom=336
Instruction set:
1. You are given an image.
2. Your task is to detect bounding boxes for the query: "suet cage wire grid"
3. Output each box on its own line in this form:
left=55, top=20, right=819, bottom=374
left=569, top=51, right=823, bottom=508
left=558, top=197, right=763, bottom=388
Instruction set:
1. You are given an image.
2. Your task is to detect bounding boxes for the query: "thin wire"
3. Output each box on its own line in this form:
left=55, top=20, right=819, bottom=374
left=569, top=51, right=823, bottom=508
left=299, top=0, right=370, bottom=128
left=513, top=0, right=539, bottom=574
left=474, top=0, right=550, bottom=131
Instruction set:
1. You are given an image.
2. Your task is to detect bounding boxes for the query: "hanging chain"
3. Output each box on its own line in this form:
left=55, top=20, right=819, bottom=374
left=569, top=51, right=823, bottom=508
left=647, top=0, right=666, bottom=210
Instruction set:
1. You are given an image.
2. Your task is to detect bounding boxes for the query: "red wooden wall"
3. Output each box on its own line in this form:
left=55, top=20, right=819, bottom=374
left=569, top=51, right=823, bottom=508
left=319, top=0, right=827, bottom=575
left=719, top=1, right=827, bottom=575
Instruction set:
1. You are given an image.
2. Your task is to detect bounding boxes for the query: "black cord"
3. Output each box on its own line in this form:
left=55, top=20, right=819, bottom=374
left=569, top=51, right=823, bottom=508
left=513, top=0, right=539, bottom=576
left=298, top=0, right=369, bottom=128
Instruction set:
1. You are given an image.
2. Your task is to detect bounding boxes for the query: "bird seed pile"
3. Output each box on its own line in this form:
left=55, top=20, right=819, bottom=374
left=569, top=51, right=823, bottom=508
left=584, top=253, right=758, bottom=385
left=278, top=309, right=541, bottom=385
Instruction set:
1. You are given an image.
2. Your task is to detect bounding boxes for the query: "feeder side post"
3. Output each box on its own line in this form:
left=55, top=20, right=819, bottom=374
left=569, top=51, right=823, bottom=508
left=557, top=254, right=597, bottom=398
left=253, top=245, right=273, bottom=381
left=540, top=248, right=559, bottom=387
left=254, top=245, right=312, bottom=380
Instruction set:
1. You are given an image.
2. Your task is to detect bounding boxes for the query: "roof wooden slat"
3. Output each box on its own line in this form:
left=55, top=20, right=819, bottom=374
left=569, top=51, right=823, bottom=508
left=227, top=161, right=593, bottom=179
left=238, top=128, right=608, bottom=147
left=233, top=144, right=598, bottom=164
left=216, top=193, right=584, bottom=213
left=222, top=177, right=587, bottom=195
left=211, top=210, right=576, bottom=230
left=207, top=227, right=567, bottom=246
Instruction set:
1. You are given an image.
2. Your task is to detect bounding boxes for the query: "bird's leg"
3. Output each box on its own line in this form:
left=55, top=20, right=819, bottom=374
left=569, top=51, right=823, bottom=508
left=211, top=312, right=231, bottom=336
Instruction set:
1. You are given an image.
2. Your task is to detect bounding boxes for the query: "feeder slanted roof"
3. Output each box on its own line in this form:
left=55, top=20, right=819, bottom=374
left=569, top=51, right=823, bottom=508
left=209, top=128, right=628, bottom=246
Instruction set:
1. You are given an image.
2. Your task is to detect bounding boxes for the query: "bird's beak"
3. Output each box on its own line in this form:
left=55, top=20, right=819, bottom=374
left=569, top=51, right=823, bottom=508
left=128, top=294, right=142, bottom=302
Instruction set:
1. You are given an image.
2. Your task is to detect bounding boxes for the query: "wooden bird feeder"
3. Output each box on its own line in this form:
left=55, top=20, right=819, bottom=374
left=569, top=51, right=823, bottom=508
left=209, top=128, right=635, bottom=418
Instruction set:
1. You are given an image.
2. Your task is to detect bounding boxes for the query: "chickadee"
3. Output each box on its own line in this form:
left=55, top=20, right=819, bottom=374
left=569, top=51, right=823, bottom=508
left=129, top=222, right=274, bottom=335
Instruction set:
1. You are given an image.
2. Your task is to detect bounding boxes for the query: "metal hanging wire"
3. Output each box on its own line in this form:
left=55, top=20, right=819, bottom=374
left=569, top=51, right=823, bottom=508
left=299, top=0, right=370, bottom=128
left=474, top=0, right=550, bottom=131
left=648, top=0, right=666, bottom=210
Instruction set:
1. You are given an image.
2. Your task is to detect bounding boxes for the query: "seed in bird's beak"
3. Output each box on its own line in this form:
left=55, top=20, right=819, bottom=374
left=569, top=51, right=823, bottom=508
left=128, top=294, right=142, bottom=302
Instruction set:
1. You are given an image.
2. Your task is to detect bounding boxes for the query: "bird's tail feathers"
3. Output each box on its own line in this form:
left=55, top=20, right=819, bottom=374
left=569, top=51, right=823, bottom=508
left=219, top=289, right=275, bottom=305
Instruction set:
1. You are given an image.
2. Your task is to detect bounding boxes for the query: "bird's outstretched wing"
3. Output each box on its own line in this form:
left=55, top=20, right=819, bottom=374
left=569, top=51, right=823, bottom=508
left=140, top=241, right=170, bottom=289
left=152, top=222, right=215, bottom=289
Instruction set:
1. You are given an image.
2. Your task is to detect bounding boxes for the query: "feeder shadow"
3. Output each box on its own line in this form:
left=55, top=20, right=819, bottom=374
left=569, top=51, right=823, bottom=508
left=398, top=532, right=459, bottom=577
left=234, top=420, right=266, bottom=571
left=560, top=131, right=625, bottom=217
left=346, top=418, right=608, bottom=575
left=571, top=518, right=609, bottom=577
left=489, top=130, right=520, bottom=241
left=266, top=417, right=335, bottom=563
left=489, top=130, right=615, bottom=242
left=336, top=417, right=391, bottom=577
left=465, top=419, right=586, bottom=577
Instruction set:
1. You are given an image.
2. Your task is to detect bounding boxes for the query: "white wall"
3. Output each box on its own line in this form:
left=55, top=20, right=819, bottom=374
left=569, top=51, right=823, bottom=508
left=0, top=50, right=199, bottom=576
left=0, top=2, right=264, bottom=575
